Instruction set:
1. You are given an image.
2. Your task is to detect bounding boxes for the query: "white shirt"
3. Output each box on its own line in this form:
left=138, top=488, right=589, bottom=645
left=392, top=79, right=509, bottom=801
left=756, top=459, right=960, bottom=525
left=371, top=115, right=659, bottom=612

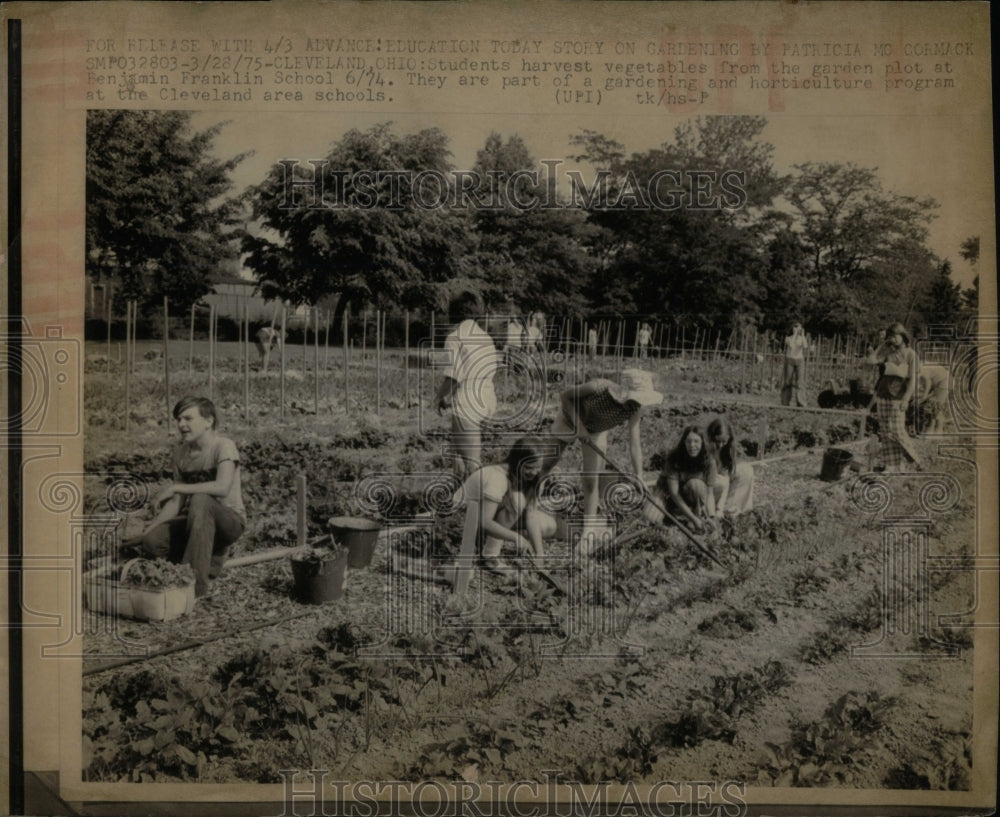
left=443, top=319, right=499, bottom=386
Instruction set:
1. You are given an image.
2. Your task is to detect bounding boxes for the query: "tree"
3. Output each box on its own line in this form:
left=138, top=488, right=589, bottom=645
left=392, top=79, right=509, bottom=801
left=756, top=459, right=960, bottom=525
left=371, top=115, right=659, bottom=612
left=86, top=111, right=247, bottom=311
left=466, top=132, right=598, bottom=316
left=243, top=124, right=469, bottom=327
left=960, top=236, right=980, bottom=314
left=568, top=116, right=782, bottom=331
left=786, top=162, right=937, bottom=283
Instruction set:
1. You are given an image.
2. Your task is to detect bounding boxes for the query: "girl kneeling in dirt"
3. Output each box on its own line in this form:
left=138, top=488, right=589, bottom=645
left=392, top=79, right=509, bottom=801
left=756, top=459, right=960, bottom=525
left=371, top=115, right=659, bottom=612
left=549, top=369, right=663, bottom=519
left=137, top=397, right=246, bottom=598
left=645, top=425, right=719, bottom=534
left=448, top=436, right=563, bottom=587
left=706, top=416, right=754, bottom=516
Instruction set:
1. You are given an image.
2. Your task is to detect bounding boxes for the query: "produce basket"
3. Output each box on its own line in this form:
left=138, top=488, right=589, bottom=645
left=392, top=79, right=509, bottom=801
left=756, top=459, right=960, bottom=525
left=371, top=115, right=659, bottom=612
left=83, top=558, right=196, bottom=622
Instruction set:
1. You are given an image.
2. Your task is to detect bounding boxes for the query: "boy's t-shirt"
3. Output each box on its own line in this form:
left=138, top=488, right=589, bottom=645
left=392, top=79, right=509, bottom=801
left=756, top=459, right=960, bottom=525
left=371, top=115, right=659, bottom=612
left=171, top=435, right=246, bottom=523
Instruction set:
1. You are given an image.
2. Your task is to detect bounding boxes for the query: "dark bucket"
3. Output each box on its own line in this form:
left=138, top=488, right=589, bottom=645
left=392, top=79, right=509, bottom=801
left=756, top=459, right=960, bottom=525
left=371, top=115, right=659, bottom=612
left=328, top=516, right=383, bottom=569
left=290, top=551, right=347, bottom=604
left=820, top=448, right=854, bottom=481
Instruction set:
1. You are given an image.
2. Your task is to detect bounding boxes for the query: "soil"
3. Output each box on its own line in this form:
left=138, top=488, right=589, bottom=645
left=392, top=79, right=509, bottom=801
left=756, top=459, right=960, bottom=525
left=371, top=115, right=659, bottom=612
left=81, top=346, right=977, bottom=791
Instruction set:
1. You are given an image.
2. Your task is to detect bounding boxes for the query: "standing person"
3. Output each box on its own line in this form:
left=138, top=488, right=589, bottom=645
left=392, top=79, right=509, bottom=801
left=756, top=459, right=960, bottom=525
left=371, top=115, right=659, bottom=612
left=526, top=312, right=545, bottom=356
left=866, top=323, right=922, bottom=472
left=705, top=416, right=755, bottom=516
left=434, top=291, right=500, bottom=480
left=503, top=316, right=526, bottom=369
left=137, top=397, right=246, bottom=598
left=637, top=323, right=653, bottom=359
left=550, top=369, right=663, bottom=518
left=915, top=362, right=951, bottom=435
left=587, top=326, right=599, bottom=361
left=255, top=325, right=282, bottom=371
left=646, top=426, right=718, bottom=533
left=780, top=321, right=810, bottom=406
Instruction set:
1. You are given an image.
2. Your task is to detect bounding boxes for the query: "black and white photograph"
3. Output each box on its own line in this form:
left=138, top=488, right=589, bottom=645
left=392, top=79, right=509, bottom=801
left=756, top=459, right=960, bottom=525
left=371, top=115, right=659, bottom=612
left=4, top=2, right=997, bottom=815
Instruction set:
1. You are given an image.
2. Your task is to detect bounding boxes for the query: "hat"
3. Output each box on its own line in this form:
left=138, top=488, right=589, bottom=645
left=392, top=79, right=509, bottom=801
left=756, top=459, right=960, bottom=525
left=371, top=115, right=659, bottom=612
left=610, top=369, right=663, bottom=407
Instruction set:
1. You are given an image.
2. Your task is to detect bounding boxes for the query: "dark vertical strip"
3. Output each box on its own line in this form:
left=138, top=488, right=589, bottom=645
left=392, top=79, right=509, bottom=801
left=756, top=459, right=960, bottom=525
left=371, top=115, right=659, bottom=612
left=7, top=17, right=25, bottom=817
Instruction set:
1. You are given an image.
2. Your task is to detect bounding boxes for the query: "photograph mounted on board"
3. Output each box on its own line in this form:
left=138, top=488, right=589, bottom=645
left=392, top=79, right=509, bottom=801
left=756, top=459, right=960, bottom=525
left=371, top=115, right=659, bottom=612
left=5, top=1, right=996, bottom=815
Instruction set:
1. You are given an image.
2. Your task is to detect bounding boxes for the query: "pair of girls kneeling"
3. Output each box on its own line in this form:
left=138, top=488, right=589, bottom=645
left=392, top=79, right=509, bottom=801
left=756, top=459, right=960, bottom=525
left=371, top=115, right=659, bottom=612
left=645, top=418, right=754, bottom=534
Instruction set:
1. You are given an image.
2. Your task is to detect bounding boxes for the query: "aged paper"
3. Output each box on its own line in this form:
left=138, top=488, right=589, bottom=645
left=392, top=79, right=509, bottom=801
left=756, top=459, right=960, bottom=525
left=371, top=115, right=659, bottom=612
left=2, top=1, right=996, bottom=814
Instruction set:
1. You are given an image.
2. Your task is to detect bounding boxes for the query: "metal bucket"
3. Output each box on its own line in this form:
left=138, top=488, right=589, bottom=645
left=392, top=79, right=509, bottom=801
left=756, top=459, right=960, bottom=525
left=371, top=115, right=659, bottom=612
left=820, top=448, right=854, bottom=481
left=290, top=551, right=347, bottom=604
left=328, top=516, right=383, bottom=568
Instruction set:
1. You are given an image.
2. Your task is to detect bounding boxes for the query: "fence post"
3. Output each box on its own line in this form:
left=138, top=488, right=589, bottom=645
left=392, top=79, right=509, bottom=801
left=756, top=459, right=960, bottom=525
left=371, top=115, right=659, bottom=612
left=244, top=295, right=250, bottom=419
left=279, top=305, right=287, bottom=420
left=124, top=301, right=132, bottom=432
left=106, top=291, right=112, bottom=374
left=404, top=309, right=410, bottom=408
left=343, top=305, right=350, bottom=414
left=375, top=308, right=382, bottom=416
left=163, top=297, right=170, bottom=427
left=314, top=306, right=320, bottom=415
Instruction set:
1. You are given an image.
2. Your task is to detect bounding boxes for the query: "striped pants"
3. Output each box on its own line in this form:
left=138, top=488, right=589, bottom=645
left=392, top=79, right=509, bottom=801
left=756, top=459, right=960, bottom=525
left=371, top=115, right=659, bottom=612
left=877, top=398, right=921, bottom=469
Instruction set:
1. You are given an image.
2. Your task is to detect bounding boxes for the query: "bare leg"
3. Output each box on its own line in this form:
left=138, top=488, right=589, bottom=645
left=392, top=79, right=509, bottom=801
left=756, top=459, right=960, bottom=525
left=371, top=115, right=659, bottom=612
left=451, top=413, right=482, bottom=482
left=581, top=431, right=607, bottom=518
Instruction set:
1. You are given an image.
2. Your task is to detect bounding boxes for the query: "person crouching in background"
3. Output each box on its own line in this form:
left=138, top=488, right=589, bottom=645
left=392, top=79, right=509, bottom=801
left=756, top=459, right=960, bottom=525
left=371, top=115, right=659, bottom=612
left=705, top=416, right=754, bottom=518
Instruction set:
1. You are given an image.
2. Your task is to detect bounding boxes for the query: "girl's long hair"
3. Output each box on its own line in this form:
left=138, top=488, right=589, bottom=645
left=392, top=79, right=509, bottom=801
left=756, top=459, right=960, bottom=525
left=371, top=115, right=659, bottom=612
left=707, top=416, right=738, bottom=472
left=665, top=425, right=712, bottom=476
left=506, top=435, right=559, bottom=495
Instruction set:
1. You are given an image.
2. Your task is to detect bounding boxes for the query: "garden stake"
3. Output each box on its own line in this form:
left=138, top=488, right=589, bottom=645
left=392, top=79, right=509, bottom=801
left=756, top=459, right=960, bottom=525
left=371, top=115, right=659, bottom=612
left=163, top=297, right=170, bottom=428
left=404, top=309, right=410, bottom=408
left=124, top=301, right=131, bottom=432
left=577, top=437, right=726, bottom=569
left=376, top=309, right=382, bottom=416
left=243, top=296, right=250, bottom=418
left=343, top=304, right=349, bottom=413
left=208, top=304, right=215, bottom=403
left=296, top=474, right=307, bottom=549
left=314, top=306, right=320, bottom=415
left=279, top=305, right=286, bottom=419
left=105, top=291, right=112, bottom=374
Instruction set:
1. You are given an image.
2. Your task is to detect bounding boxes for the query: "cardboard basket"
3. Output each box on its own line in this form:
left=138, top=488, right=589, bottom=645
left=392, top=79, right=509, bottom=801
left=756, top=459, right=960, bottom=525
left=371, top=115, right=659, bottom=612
left=84, top=558, right=196, bottom=622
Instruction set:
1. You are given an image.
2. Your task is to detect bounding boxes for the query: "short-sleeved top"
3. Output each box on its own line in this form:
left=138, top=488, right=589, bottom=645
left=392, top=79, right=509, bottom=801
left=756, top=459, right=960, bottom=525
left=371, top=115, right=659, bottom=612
left=784, top=333, right=808, bottom=360
left=171, top=435, right=246, bottom=523
left=443, top=319, right=499, bottom=387
left=458, top=464, right=527, bottom=553
left=918, top=364, right=949, bottom=401
left=660, top=455, right=716, bottom=492
left=638, top=328, right=652, bottom=344
left=575, top=380, right=635, bottom=434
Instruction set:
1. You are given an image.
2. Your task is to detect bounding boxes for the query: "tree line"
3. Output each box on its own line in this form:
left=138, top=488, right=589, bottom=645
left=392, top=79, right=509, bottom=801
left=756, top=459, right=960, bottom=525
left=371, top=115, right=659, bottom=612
left=86, top=110, right=978, bottom=340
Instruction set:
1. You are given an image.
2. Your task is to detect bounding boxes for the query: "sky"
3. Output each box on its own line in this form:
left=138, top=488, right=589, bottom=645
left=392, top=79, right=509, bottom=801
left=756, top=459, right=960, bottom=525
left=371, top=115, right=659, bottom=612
left=194, top=110, right=992, bottom=288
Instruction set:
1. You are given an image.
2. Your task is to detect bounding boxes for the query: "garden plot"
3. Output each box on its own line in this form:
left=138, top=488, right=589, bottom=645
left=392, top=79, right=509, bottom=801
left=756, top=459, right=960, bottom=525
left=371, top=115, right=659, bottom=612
left=82, top=351, right=976, bottom=789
